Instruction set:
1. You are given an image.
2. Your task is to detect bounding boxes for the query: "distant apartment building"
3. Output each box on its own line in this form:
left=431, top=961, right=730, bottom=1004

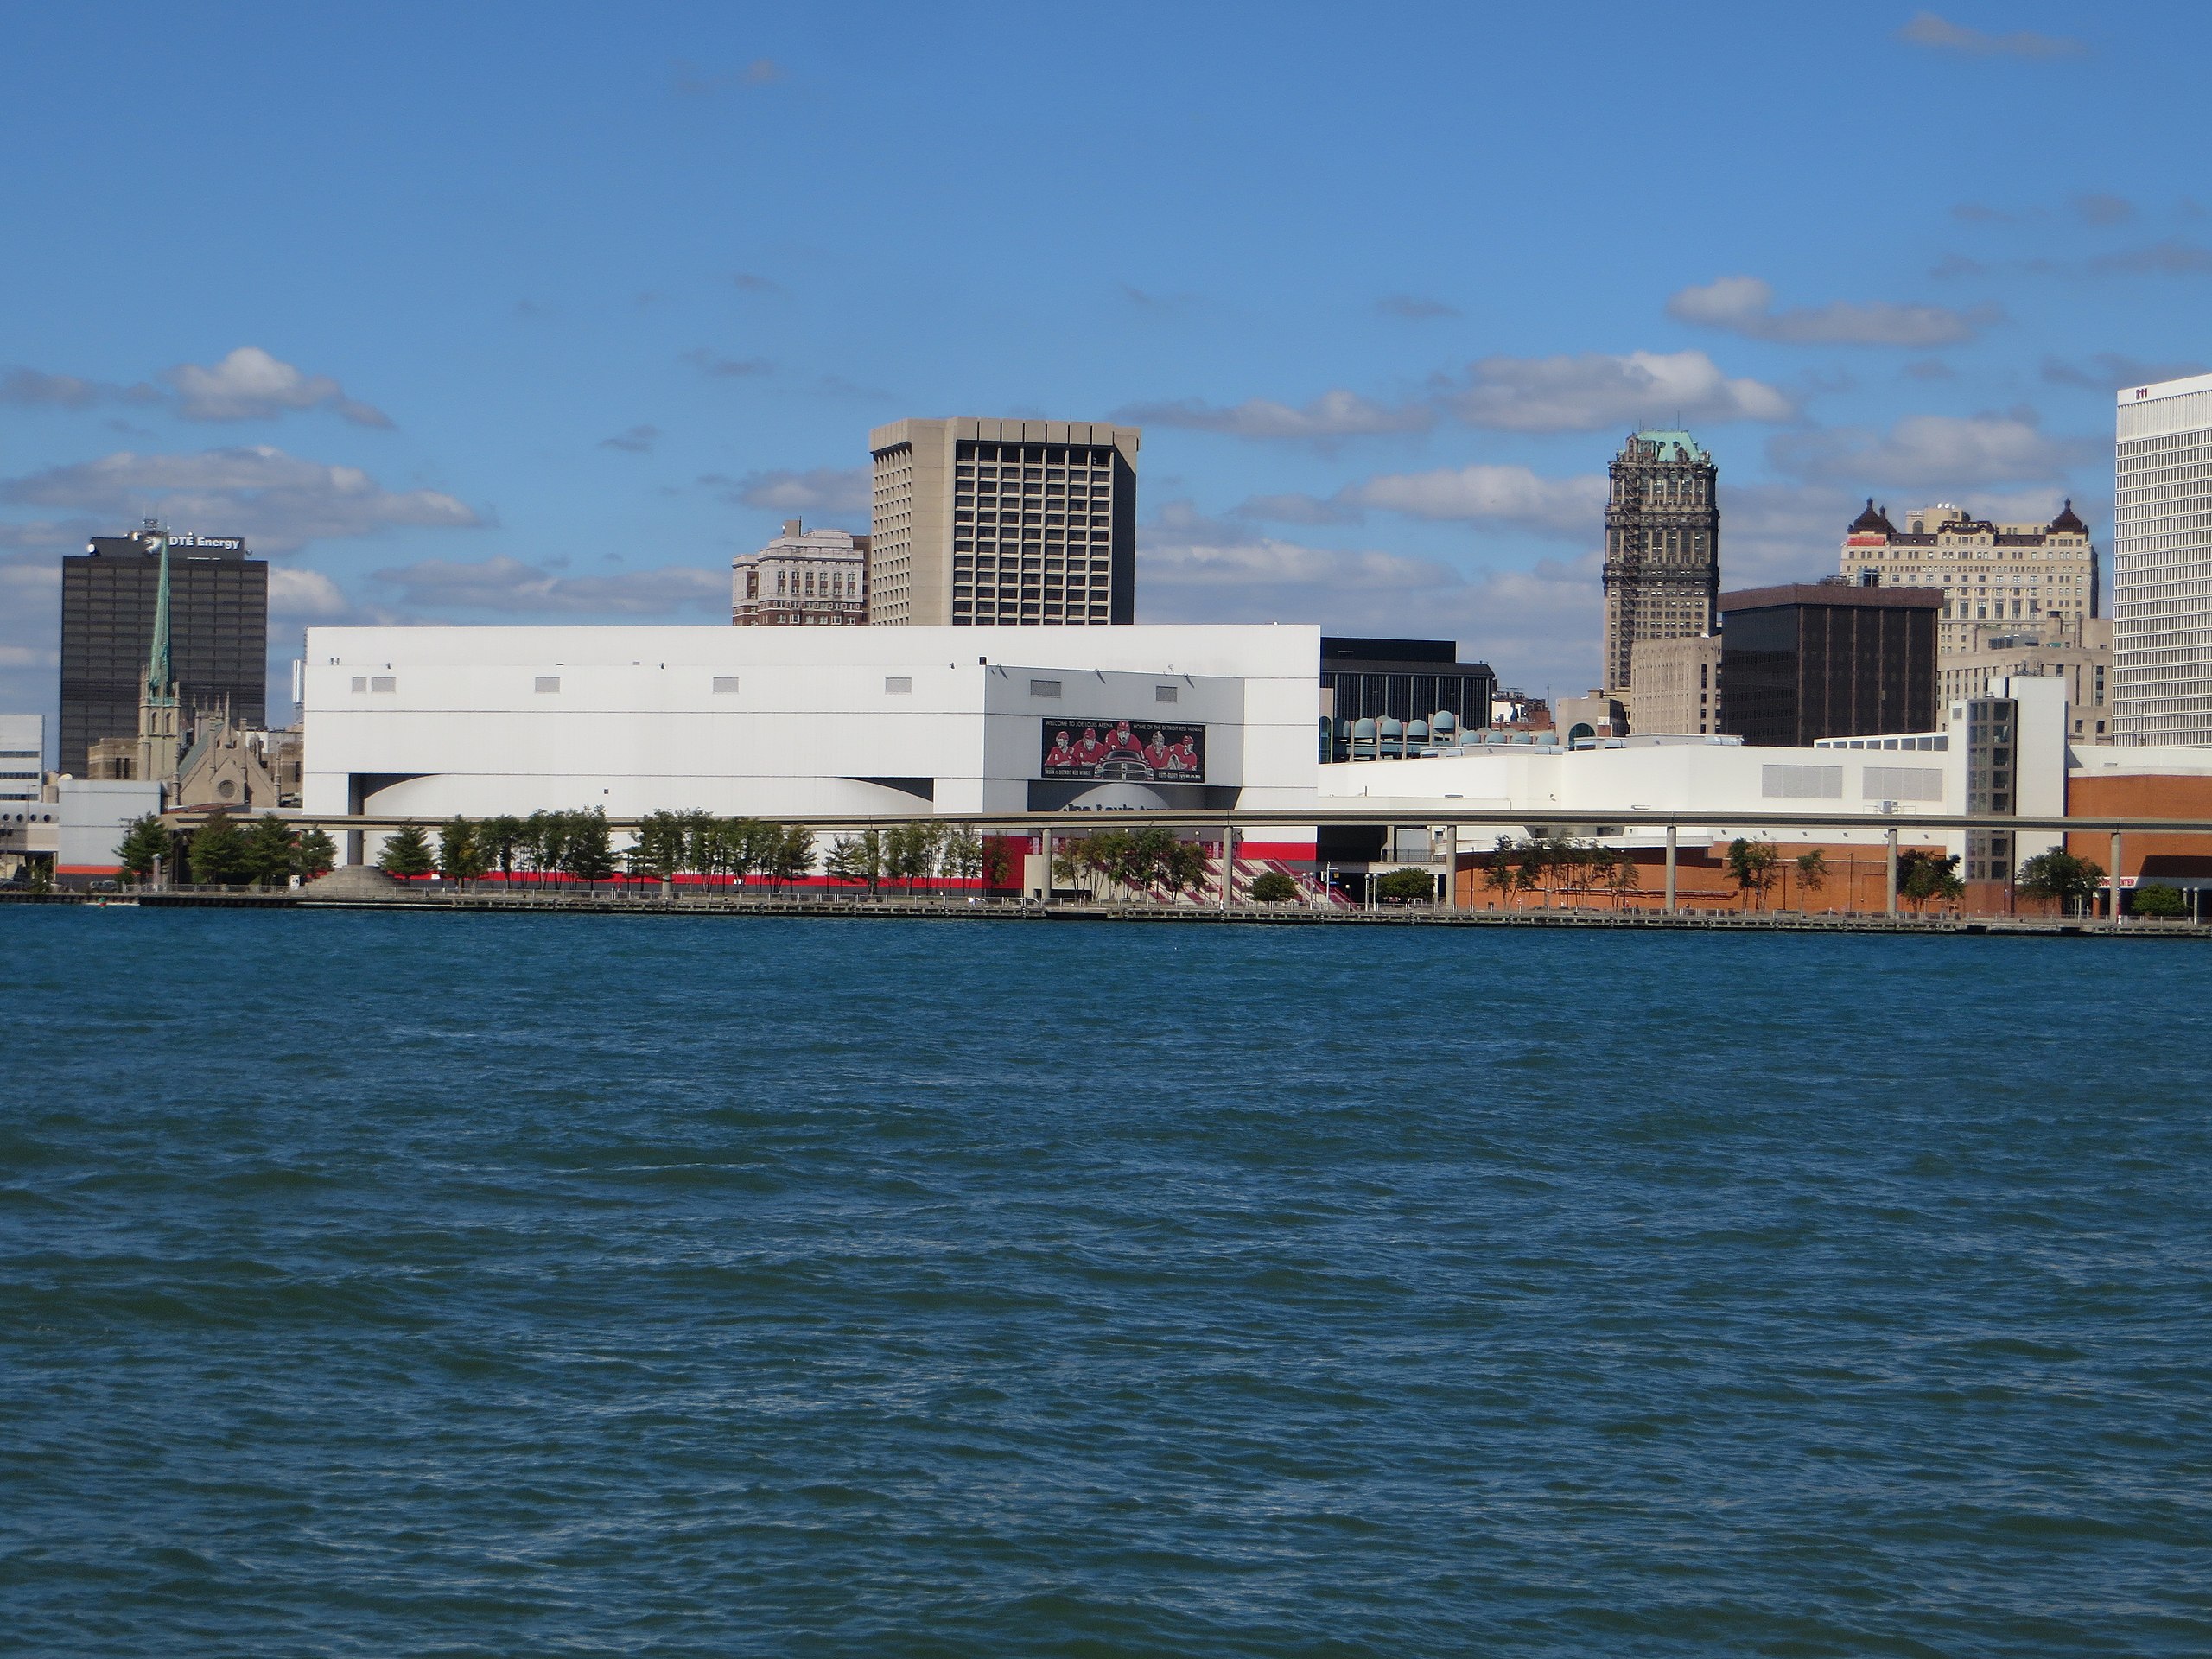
left=1719, top=583, right=1941, bottom=747
left=1629, top=634, right=1724, bottom=735
left=1938, top=618, right=2112, bottom=747
left=1840, top=499, right=2096, bottom=655
left=1602, top=429, right=1719, bottom=701
left=2113, top=371, right=2212, bottom=744
left=868, top=418, right=1137, bottom=626
left=732, top=519, right=868, bottom=626
left=59, top=523, right=265, bottom=778
left=0, top=714, right=42, bottom=804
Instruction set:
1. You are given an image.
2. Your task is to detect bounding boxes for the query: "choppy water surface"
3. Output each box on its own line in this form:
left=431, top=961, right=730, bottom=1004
left=3, top=909, right=2209, bottom=1656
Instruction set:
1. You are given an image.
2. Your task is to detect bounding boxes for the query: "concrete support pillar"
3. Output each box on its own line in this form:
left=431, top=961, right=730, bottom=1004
left=1664, top=825, right=1678, bottom=915
left=1039, top=825, right=1053, bottom=905
left=1445, top=823, right=1459, bottom=911
left=1885, top=828, right=1899, bottom=917
left=1220, top=823, right=1236, bottom=908
left=2112, top=830, right=2124, bottom=926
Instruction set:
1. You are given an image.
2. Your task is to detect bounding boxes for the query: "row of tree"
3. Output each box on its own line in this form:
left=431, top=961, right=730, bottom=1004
left=116, top=810, right=338, bottom=888
left=1481, top=836, right=1646, bottom=907
left=370, top=810, right=1008, bottom=895
left=1050, top=825, right=1215, bottom=900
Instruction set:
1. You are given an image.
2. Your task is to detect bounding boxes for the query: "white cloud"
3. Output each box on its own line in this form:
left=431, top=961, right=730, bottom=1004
left=1, top=446, right=482, bottom=553
left=715, top=467, right=870, bottom=514
left=1445, top=350, right=1793, bottom=430
left=1768, top=414, right=2096, bottom=490
left=166, top=347, right=392, bottom=427
left=1667, top=276, right=1997, bottom=346
left=371, top=556, right=727, bottom=615
left=1344, top=465, right=1606, bottom=537
left=1897, top=12, right=2086, bottom=58
left=1118, top=387, right=1433, bottom=442
left=1135, top=502, right=1601, bottom=694
left=267, top=566, right=353, bottom=618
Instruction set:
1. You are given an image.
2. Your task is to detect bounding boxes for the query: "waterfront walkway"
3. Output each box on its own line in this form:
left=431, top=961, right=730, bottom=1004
left=2, top=886, right=2196, bottom=938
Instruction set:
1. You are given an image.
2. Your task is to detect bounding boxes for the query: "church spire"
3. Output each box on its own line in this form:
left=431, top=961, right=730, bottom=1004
left=147, top=528, right=173, bottom=696
left=137, top=526, right=181, bottom=785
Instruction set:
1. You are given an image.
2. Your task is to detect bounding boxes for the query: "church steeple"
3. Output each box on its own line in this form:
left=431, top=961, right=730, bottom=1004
left=147, top=529, right=173, bottom=696
left=137, top=528, right=181, bottom=786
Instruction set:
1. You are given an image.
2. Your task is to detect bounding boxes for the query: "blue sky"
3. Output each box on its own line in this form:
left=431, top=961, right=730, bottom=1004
left=3, top=2, right=2204, bottom=737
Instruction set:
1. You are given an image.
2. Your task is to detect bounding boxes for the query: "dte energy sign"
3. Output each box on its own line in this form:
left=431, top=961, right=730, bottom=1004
left=1040, top=718, right=1205, bottom=784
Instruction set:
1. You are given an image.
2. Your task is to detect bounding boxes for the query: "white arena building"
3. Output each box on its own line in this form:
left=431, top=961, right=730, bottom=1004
left=301, top=623, right=1322, bottom=860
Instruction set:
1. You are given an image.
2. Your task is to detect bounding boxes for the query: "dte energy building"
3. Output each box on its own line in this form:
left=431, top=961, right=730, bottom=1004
left=2113, top=371, right=2212, bottom=744
left=868, top=418, right=1138, bottom=626
left=59, top=526, right=267, bottom=777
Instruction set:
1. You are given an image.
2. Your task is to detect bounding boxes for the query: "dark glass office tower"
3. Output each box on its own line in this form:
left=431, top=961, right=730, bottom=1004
left=59, top=524, right=266, bottom=777
left=1718, top=583, right=1941, bottom=747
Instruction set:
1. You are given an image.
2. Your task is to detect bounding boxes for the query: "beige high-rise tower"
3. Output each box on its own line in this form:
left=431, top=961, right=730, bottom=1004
left=868, top=418, right=1139, bottom=626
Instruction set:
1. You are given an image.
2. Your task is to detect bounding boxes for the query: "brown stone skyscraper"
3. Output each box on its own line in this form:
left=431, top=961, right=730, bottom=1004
left=1602, top=429, right=1719, bottom=702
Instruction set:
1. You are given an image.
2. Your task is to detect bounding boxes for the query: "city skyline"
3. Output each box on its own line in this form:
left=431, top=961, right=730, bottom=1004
left=1, top=4, right=2204, bottom=731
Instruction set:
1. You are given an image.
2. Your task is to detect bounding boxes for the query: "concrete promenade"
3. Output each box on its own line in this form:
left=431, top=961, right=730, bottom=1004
left=3, top=886, right=2200, bottom=938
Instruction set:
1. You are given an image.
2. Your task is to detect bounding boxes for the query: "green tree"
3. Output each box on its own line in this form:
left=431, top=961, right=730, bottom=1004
left=884, top=821, right=941, bottom=893
left=767, top=823, right=815, bottom=893
left=294, top=826, right=338, bottom=880
left=982, top=834, right=1019, bottom=891
left=2131, top=881, right=2187, bottom=919
left=1164, top=838, right=1210, bottom=896
left=825, top=830, right=885, bottom=895
left=2017, top=849, right=2105, bottom=918
left=115, top=814, right=169, bottom=884
left=563, top=808, right=617, bottom=887
left=243, top=815, right=300, bottom=888
left=438, top=817, right=486, bottom=887
left=1483, top=837, right=1518, bottom=905
left=188, top=809, right=254, bottom=886
left=1897, top=849, right=1963, bottom=912
left=378, top=822, right=436, bottom=880
left=1249, top=869, right=1299, bottom=902
left=1794, top=848, right=1829, bottom=907
left=521, top=810, right=572, bottom=887
left=940, top=824, right=984, bottom=890
left=628, top=810, right=691, bottom=885
left=1376, top=867, right=1435, bottom=904
left=1605, top=853, right=1642, bottom=908
left=1726, top=837, right=1779, bottom=910
left=479, top=815, right=526, bottom=886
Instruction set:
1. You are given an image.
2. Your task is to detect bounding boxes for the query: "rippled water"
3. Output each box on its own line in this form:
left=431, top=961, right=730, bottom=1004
left=3, top=909, right=2209, bottom=1656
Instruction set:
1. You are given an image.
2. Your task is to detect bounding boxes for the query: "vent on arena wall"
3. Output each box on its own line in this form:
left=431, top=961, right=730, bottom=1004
left=1862, top=766, right=1944, bottom=802
left=1761, top=764, right=1842, bottom=799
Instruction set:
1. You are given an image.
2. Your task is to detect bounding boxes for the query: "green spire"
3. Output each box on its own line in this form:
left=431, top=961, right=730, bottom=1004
left=147, top=530, right=172, bottom=696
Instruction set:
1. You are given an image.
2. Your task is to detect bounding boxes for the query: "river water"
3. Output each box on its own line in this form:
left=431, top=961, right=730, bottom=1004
left=3, top=909, right=2208, bottom=1656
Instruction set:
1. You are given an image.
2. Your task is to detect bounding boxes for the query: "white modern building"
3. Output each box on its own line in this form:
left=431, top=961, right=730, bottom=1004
left=2113, top=371, right=2212, bottom=744
left=0, top=714, right=41, bottom=804
left=300, top=623, right=1320, bottom=861
left=1318, top=676, right=2072, bottom=877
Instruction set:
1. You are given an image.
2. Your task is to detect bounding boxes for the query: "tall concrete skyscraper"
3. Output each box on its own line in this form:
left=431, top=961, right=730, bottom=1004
left=868, top=418, right=1138, bottom=626
left=1602, top=429, right=1719, bottom=702
left=2113, top=371, right=2212, bottom=744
